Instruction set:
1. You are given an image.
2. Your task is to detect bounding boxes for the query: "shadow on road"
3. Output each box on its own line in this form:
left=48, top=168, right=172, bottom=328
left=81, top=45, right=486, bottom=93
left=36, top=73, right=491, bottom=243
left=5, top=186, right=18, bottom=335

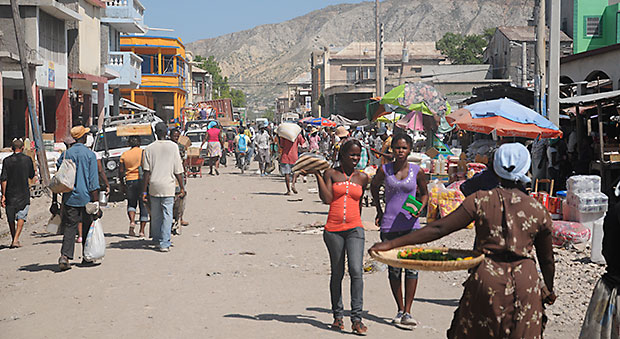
left=107, top=239, right=158, bottom=251
left=306, top=307, right=392, bottom=326
left=18, top=263, right=60, bottom=273
left=223, top=313, right=330, bottom=331
left=250, top=192, right=287, bottom=196
left=33, top=239, right=63, bottom=245
left=415, top=297, right=460, bottom=307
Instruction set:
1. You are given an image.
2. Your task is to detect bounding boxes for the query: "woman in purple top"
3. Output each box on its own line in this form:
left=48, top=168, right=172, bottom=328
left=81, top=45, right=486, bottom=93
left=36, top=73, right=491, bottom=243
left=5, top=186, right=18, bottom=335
left=370, top=133, right=428, bottom=327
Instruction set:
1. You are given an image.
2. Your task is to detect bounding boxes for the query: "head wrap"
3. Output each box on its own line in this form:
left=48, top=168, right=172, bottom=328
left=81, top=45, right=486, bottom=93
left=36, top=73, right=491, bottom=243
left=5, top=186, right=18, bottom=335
left=493, top=143, right=531, bottom=184
left=208, top=121, right=217, bottom=129
left=615, top=180, right=620, bottom=197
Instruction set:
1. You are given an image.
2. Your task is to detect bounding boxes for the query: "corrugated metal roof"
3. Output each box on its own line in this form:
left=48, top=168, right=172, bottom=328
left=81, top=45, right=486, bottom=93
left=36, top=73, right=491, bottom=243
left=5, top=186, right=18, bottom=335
left=559, top=90, right=620, bottom=105
left=331, top=41, right=444, bottom=60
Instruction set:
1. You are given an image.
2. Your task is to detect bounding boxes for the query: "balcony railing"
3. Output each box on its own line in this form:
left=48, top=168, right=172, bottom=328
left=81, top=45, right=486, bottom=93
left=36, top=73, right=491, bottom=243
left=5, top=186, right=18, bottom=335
left=108, top=52, right=143, bottom=88
left=102, top=0, right=146, bottom=33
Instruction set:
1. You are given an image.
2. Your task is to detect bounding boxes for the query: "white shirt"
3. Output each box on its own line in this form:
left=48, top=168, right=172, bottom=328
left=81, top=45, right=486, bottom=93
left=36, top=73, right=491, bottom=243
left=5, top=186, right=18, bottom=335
left=256, top=131, right=270, bottom=150
left=142, top=140, right=184, bottom=197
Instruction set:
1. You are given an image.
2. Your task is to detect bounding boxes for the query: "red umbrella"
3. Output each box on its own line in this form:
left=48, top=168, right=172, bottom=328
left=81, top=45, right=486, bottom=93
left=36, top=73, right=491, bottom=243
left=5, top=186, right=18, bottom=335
left=447, top=108, right=563, bottom=139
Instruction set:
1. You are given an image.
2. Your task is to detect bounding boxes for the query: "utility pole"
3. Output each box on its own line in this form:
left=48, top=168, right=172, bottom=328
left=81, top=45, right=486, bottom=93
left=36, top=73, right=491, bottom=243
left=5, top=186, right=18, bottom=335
left=548, top=0, right=560, bottom=126
left=10, top=0, right=50, bottom=186
left=522, top=42, right=528, bottom=88
left=375, top=0, right=384, bottom=96
left=399, top=38, right=408, bottom=85
left=535, top=0, right=546, bottom=116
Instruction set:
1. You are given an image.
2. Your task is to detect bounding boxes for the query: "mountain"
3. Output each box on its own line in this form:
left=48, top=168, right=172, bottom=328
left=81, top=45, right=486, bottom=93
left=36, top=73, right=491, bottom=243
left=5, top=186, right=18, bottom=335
left=187, top=0, right=535, bottom=109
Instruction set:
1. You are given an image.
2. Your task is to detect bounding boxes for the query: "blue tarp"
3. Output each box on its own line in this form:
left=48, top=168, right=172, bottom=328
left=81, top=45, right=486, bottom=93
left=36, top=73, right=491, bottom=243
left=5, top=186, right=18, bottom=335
left=464, top=98, right=560, bottom=131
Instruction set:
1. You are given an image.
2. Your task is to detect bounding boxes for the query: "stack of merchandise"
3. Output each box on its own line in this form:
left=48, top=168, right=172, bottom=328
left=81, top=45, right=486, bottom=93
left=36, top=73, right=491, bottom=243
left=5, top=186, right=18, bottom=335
left=563, top=175, right=608, bottom=264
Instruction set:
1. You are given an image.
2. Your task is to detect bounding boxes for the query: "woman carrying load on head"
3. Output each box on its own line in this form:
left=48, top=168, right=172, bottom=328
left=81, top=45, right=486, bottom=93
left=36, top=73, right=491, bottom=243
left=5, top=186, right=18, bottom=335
left=370, top=133, right=428, bottom=327
left=201, top=121, right=223, bottom=176
left=370, top=143, right=557, bottom=339
left=305, top=138, right=369, bottom=335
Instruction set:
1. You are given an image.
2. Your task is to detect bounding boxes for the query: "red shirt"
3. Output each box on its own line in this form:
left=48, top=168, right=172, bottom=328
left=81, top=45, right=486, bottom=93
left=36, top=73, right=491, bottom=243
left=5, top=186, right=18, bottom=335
left=279, top=133, right=304, bottom=164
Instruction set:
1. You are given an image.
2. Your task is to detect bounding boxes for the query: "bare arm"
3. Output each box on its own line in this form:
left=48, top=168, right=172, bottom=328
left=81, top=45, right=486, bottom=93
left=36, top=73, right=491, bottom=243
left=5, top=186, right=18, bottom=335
left=314, top=169, right=334, bottom=204
left=141, top=171, right=151, bottom=203
left=369, top=205, right=473, bottom=252
left=370, top=165, right=386, bottom=224
left=414, top=169, right=429, bottom=217
left=97, top=159, right=110, bottom=193
left=1, top=181, right=6, bottom=207
left=175, top=173, right=186, bottom=198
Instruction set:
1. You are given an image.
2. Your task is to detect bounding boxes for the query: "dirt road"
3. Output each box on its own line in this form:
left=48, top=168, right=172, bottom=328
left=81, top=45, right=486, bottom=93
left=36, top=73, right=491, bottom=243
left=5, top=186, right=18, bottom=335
left=0, top=162, right=581, bottom=338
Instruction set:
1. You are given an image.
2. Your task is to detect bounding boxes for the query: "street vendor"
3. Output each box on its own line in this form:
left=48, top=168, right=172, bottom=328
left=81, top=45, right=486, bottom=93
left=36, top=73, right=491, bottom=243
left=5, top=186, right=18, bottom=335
left=370, top=143, right=556, bottom=338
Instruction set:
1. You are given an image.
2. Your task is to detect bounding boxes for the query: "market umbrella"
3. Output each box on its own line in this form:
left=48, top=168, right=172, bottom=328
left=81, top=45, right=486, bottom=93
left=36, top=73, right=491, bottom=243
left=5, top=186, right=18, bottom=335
left=307, top=117, right=337, bottom=127
left=465, top=98, right=560, bottom=131
left=380, top=82, right=451, bottom=117
left=365, top=98, right=409, bottom=121
left=446, top=107, right=563, bottom=139
left=299, top=116, right=314, bottom=123
left=395, top=111, right=424, bottom=131
left=376, top=112, right=403, bottom=123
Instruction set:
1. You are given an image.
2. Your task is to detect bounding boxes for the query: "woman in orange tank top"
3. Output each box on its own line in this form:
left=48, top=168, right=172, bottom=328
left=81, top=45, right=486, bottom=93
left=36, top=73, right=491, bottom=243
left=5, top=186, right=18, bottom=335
left=307, top=138, right=369, bottom=334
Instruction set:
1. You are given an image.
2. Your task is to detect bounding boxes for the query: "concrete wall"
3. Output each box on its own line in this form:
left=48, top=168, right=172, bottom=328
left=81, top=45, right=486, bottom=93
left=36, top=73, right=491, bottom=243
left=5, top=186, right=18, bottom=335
left=62, top=0, right=101, bottom=76
left=0, top=5, right=38, bottom=59
left=561, top=49, right=620, bottom=90
left=100, top=23, right=109, bottom=73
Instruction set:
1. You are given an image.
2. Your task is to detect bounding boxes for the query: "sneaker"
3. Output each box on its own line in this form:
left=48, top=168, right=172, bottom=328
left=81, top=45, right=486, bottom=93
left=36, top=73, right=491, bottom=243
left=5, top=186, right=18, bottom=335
left=400, top=313, right=417, bottom=326
left=391, top=311, right=404, bottom=324
left=159, top=247, right=170, bottom=252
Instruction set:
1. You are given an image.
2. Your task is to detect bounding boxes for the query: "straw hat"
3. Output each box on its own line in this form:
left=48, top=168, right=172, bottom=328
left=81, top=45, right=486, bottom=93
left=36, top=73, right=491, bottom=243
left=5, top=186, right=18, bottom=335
left=70, top=126, right=90, bottom=140
left=335, top=126, right=349, bottom=138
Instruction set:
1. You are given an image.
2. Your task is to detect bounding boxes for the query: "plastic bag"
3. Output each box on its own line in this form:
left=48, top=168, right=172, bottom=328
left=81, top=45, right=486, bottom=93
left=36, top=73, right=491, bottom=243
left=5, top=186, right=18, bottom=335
left=48, top=158, right=75, bottom=194
left=551, top=221, right=591, bottom=247
left=84, top=219, right=105, bottom=261
left=46, top=214, right=62, bottom=234
left=426, top=180, right=445, bottom=222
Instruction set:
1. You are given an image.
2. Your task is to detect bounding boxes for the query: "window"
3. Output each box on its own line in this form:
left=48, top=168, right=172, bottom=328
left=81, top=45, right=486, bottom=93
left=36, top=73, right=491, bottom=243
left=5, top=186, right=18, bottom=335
left=38, top=11, right=65, bottom=64
left=346, top=67, right=357, bottom=84
left=305, top=96, right=311, bottom=109
left=585, top=16, right=602, bottom=37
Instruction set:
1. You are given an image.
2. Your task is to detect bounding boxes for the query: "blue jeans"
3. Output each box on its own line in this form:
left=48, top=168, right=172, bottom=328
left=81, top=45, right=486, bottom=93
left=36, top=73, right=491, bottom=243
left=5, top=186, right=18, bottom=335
left=323, top=227, right=365, bottom=321
left=381, top=230, right=419, bottom=280
left=149, top=196, right=174, bottom=249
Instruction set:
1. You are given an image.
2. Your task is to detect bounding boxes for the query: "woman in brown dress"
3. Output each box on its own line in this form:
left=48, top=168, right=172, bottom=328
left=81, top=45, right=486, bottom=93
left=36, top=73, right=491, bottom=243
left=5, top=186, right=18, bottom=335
left=370, top=143, right=557, bottom=338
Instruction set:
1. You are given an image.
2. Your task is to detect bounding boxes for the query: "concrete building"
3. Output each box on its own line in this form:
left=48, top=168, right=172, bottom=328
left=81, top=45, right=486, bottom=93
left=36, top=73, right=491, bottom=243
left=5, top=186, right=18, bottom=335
left=484, top=26, right=573, bottom=87
left=561, top=43, right=620, bottom=94
left=311, top=41, right=447, bottom=120
left=119, top=35, right=188, bottom=124
left=561, top=0, right=620, bottom=54
left=0, top=0, right=81, bottom=145
left=185, top=52, right=212, bottom=104
left=101, top=0, right=146, bottom=118
left=287, top=72, right=311, bottom=117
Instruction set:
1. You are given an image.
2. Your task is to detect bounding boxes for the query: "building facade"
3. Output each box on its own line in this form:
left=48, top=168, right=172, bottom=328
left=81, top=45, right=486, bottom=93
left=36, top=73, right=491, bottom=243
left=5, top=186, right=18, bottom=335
left=287, top=72, right=311, bottom=117
left=311, top=41, right=447, bottom=120
left=484, top=26, right=573, bottom=87
left=119, top=35, right=188, bottom=124
left=561, top=0, right=620, bottom=54
left=0, top=0, right=81, bottom=145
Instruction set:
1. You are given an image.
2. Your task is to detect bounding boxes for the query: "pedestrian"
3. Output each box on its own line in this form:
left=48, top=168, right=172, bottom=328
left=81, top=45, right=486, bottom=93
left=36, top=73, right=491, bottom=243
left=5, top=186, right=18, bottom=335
left=234, top=127, right=251, bottom=171
left=141, top=122, right=186, bottom=252
left=255, top=126, right=271, bottom=176
left=377, top=127, right=393, bottom=165
left=201, top=121, right=222, bottom=176
left=306, top=139, right=369, bottom=335
left=579, top=180, right=620, bottom=338
left=370, top=143, right=556, bottom=338
left=120, top=135, right=148, bottom=238
left=170, top=129, right=189, bottom=229
left=370, top=134, right=428, bottom=327
left=58, top=126, right=101, bottom=270
left=1, top=139, right=35, bottom=248
left=278, top=130, right=305, bottom=195
left=308, top=128, right=320, bottom=153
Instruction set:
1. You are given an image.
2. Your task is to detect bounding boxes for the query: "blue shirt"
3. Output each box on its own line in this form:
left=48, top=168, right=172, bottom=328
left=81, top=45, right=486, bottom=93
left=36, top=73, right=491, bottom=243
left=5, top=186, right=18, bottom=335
left=57, top=143, right=99, bottom=207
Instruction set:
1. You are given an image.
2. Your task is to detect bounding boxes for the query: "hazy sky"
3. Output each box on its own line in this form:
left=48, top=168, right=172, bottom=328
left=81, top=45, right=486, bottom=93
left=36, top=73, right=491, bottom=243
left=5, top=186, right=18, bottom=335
left=142, top=0, right=367, bottom=43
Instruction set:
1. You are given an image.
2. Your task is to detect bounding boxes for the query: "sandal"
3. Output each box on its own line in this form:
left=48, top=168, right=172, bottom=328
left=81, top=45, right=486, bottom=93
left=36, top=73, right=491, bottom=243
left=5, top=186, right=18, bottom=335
left=138, top=232, right=146, bottom=240
left=330, top=318, right=344, bottom=331
left=351, top=320, right=367, bottom=335
left=129, top=225, right=137, bottom=237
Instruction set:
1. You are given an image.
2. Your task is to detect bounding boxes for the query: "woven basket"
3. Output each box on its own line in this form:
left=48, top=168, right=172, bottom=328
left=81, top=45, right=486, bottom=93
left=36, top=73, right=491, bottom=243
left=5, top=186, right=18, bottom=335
left=369, top=246, right=484, bottom=271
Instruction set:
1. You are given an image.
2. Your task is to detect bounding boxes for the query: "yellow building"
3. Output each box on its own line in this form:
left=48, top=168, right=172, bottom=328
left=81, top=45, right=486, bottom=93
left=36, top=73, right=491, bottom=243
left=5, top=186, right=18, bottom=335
left=119, top=35, right=188, bottom=123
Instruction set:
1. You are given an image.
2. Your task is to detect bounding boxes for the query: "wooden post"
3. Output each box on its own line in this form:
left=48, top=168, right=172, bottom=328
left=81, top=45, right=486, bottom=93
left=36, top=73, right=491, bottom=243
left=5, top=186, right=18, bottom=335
left=10, top=0, right=50, bottom=185
left=97, top=83, right=105, bottom=129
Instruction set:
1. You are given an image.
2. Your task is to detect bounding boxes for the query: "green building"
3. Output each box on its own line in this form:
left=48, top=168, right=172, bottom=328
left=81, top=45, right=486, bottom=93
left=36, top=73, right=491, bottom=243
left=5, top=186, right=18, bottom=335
left=561, top=0, right=620, bottom=54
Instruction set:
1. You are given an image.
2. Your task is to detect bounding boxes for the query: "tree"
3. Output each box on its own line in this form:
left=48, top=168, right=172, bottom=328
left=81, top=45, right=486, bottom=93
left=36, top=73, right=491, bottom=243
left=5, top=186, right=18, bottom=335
left=436, top=31, right=491, bottom=64
left=263, top=108, right=275, bottom=122
left=195, top=55, right=246, bottom=107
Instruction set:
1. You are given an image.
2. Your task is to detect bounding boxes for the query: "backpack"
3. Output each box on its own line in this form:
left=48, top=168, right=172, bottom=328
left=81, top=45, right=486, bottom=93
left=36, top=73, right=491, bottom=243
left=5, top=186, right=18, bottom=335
left=238, top=135, right=247, bottom=152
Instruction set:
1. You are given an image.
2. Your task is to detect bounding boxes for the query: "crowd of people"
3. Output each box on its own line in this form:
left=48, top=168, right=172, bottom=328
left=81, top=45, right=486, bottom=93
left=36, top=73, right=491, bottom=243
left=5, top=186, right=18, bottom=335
left=1, top=117, right=618, bottom=338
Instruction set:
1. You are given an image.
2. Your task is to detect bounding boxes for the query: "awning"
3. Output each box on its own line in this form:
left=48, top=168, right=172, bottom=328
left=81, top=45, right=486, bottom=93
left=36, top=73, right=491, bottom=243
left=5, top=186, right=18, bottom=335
left=559, top=90, right=620, bottom=105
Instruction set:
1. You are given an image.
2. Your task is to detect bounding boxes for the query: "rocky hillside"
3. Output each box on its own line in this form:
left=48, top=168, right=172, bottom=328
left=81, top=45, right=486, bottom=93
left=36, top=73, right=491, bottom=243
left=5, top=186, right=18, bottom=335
left=187, top=0, right=535, bottom=109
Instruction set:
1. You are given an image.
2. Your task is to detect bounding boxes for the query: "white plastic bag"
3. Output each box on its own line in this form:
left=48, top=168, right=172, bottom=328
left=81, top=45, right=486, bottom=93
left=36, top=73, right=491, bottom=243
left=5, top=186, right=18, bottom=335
left=49, top=158, right=76, bottom=194
left=83, top=219, right=105, bottom=261
left=46, top=214, right=62, bottom=234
